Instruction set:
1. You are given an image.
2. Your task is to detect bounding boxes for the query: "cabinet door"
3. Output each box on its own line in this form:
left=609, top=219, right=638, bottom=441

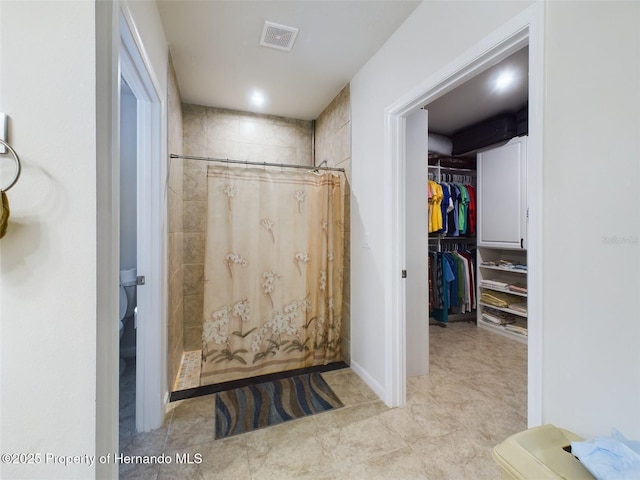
left=477, top=136, right=527, bottom=249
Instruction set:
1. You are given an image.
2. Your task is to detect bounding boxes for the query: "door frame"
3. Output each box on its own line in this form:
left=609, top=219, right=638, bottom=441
left=383, top=3, right=544, bottom=426
left=119, top=6, right=167, bottom=432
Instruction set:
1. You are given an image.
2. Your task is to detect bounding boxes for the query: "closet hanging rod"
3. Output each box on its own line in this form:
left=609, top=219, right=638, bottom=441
left=170, top=154, right=345, bottom=173
left=427, top=165, right=476, bottom=173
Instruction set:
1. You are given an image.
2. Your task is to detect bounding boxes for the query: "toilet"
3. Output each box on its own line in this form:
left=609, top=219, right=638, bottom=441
left=119, top=268, right=137, bottom=375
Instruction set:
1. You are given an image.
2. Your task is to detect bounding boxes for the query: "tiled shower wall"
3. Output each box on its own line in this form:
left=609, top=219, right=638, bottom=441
left=181, top=106, right=314, bottom=350
left=315, top=84, right=352, bottom=364
left=167, top=55, right=184, bottom=388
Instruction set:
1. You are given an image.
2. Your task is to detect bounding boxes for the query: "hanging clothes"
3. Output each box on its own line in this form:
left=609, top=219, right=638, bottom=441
left=429, top=246, right=476, bottom=322
left=428, top=179, right=476, bottom=237
left=428, top=180, right=444, bottom=233
left=466, top=184, right=476, bottom=234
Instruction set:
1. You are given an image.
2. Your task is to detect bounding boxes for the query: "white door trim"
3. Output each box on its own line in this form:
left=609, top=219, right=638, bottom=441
left=119, top=6, right=167, bottom=432
left=384, top=2, right=544, bottom=427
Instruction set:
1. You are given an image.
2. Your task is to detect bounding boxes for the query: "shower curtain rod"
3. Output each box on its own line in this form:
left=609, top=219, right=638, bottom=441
left=170, top=154, right=345, bottom=173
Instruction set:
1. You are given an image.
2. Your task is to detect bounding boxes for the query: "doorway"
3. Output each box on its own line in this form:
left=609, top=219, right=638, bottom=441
left=119, top=8, right=166, bottom=433
left=386, top=5, right=543, bottom=426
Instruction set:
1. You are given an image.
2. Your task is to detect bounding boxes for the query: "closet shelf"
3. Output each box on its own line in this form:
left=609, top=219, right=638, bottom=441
left=479, top=265, right=527, bottom=274
left=429, top=235, right=476, bottom=240
left=427, top=165, right=477, bottom=173
left=479, top=285, right=527, bottom=298
left=478, top=302, right=527, bottom=318
left=478, top=318, right=528, bottom=344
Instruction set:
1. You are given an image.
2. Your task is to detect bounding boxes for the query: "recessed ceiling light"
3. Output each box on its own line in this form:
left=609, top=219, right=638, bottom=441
left=495, top=70, right=516, bottom=92
left=250, top=90, right=266, bottom=108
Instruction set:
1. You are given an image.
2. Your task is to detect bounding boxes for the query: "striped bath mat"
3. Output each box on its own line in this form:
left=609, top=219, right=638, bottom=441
left=214, top=372, right=343, bottom=439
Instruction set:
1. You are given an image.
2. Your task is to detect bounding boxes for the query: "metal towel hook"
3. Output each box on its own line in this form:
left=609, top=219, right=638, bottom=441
left=0, top=138, right=21, bottom=192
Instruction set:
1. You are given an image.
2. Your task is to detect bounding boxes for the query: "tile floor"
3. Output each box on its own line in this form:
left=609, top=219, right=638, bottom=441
left=119, top=321, right=527, bottom=479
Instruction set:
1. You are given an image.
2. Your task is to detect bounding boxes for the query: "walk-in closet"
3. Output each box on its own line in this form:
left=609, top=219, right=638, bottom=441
left=422, top=45, right=530, bottom=368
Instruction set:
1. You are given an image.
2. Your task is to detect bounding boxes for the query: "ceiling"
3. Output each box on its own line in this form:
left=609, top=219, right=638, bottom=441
left=426, top=46, right=529, bottom=136
left=156, top=0, right=421, bottom=120
left=156, top=1, right=528, bottom=131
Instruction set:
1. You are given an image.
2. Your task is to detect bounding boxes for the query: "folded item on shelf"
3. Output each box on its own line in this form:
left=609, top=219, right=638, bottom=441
left=480, top=315, right=501, bottom=326
left=507, top=283, right=528, bottom=294
left=480, top=291, right=514, bottom=308
left=498, top=259, right=528, bottom=270
left=480, top=279, right=510, bottom=289
left=483, top=306, right=517, bottom=319
left=508, top=302, right=528, bottom=314
left=482, top=312, right=516, bottom=326
left=481, top=259, right=528, bottom=271
left=504, top=324, right=528, bottom=336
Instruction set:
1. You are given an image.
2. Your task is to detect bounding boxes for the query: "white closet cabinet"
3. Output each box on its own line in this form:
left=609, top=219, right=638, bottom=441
left=477, top=136, right=527, bottom=249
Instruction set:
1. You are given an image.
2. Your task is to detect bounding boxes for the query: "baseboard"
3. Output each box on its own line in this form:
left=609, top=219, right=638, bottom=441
left=348, top=359, right=385, bottom=404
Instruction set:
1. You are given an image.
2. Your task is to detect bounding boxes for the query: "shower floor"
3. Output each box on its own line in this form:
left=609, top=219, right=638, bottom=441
left=171, top=351, right=349, bottom=402
left=173, top=350, right=201, bottom=391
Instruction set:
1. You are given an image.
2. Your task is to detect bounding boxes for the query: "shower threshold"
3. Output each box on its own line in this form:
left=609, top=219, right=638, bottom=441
left=169, top=358, right=348, bottom=402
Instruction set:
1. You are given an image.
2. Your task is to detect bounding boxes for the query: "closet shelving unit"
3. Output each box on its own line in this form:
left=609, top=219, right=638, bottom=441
left=428, top=154, right=477, bottom=325
left=477, top=248, right=528, bottom=343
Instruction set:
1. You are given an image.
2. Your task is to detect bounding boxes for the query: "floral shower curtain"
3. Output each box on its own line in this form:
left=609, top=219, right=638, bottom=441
left=200, top=165, right=344, bottom=385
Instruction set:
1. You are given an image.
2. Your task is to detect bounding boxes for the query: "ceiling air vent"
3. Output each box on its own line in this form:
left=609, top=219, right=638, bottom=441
left=260, top=21, right=299, bottom=52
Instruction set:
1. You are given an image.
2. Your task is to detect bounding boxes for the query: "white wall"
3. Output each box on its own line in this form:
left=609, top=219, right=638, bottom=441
left=349, top=0, right=532, bottom=400
left=542, top=1, right=640, bottom=439
left=351, top=0, right=640, bottom=441
left=0, top=1, right=98, bottom=478
left=0, top=0, right=169, bottom=478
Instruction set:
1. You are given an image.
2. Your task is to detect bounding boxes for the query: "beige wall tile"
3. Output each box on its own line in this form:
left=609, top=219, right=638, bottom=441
left=183, top=294, right=203, bottom=328
left=183, top=264, right=204, bottom=297
left=203, top=139, right=238, bottom=160
left=182, top=103, right=206, bottom=116
left=238, top=118, right=269, bottom=145
left=168, top=153, right=183, bottom=192
left=183, top=166, right=207, bottom=201
left=168, top=55, right=184, bottom=390
left=205, top=113, right=239, bottom=143
left=183, top=233, right=205, bottom=264
left=170, top=299, right=183, bottom=342
left=315, top=83, right=351, bottom=362
left=336, top=123, right=351, bottom=164
left=168, top=265, right=184, bottom=319
left=184, top=325, right=203, bottom=351
left=183, top=112, right=206, bottom=157
left=168, top=232, right=183, bottom=277
left=236, top=143, right=297, bottom=164
left=183, top=201, right=207, bottom=233
left=168, top=189, right=183, bottom=234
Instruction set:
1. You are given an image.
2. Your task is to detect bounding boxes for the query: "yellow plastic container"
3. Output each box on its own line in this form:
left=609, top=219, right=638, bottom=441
left=493, top=424, right=596, bottom=479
